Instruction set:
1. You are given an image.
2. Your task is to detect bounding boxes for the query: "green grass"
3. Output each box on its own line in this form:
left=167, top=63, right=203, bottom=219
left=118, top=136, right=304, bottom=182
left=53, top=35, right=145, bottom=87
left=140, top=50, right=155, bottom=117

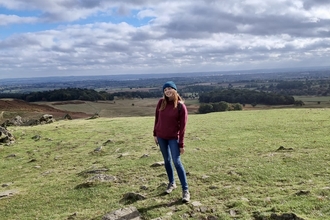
left=1, top=109, right=330, bottom=219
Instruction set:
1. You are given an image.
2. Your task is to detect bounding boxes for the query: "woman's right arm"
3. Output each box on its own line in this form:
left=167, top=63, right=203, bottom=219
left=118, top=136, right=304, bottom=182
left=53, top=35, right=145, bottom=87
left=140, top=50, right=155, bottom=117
left=153, top=99, right=162, bottom=143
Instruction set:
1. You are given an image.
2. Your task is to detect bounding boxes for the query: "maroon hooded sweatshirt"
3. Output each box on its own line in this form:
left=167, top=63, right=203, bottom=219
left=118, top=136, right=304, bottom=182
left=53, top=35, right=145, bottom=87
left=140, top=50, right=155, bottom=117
left=153, top=98, right=188, bottom=148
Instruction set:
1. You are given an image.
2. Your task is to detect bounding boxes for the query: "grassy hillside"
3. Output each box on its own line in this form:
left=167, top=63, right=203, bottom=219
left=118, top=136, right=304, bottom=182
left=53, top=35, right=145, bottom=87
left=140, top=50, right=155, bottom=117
left=1, top=109, right=330, bottom=219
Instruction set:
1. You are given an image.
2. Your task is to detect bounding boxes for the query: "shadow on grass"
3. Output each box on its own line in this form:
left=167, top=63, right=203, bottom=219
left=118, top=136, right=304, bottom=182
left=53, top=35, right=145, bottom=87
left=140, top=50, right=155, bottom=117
left=138, top=198, right=183, bottom=214
left=119, top=191, right=174, bottom=205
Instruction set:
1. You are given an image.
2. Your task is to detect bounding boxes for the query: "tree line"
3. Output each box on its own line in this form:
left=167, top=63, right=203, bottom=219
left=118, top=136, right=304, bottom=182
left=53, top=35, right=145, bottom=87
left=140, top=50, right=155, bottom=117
left=199, top=89, right=295, bottom=106
left=0, top=88, right=164, bottom=102
left=1, top=87, right=296, bottom=107
left=246, top=80, right=330, bottom=96
left=20, top=88, right=114, bottom=102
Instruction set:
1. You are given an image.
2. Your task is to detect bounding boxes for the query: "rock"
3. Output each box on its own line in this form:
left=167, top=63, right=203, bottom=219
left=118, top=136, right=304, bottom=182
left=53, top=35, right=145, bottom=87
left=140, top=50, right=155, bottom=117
left=1, top=116, right=24, bottom=127
left=151, top=161, right=164, bottom=167
left=0, top=126, right=15, bottom=144
left=39, top=114, right=55, bottom=124
left=88, top=113, right=100, bottom=120
left=227, top=170, right=241, bottom=176
left=88, top=174, right=117, bottom=182
left=67, top=212, right=77, bottom=219
left=64, top=114, right=72, bottom=120
left=140, top=185, right=148, bottom=190
left=74, top=182, right=96, bottom=189
left=102, top=206, right=141, bottom=220
left=42, top=171, right=52, bottom=176
left=2, top=182, right=13, bottom=187
left=229, top=209, right=237, bottom=216
left=241, top=197, right=249, bottom=202
left=192, top=201, right=202, bottom=207
left=199, top=206, right=208, bottom=213
left=77, top=168, right=109, bottom=177
left=206, top=216, right=219, bottom=220
left=31, top=135, right=41, bottom=141
left=276, top=146, right=294, bottom=151
left=122, top=192, right=146, bottom=201
left=103, top=139, right=114, bottom=145
left=0, top=189, right=19, bottom=199
left=25, top=115, right=55, bottom=126
left=270, top=213, right=305, bottom=220
left=158, top=182, right=167, bottom=188
left=93, top=146, right=103, bottom=152
left=295, top=190, right=310, bottom=196
left=118, top=153, right=129, bottom=158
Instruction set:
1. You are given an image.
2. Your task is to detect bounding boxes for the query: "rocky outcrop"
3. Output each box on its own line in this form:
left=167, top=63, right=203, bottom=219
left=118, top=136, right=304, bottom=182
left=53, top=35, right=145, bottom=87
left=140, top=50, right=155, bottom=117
left=63, top=114, right=72, bottom=120
left=2, top=114, right=55, bottom=127
left=1, top=116, right=24, bottom=127
left=102, top=207, right=141, bottom=220
left=0, top=126, right=15, bottom=144
left=39, top=114, right=55, bottom=124
left=24, top=114, right=56, bottom=126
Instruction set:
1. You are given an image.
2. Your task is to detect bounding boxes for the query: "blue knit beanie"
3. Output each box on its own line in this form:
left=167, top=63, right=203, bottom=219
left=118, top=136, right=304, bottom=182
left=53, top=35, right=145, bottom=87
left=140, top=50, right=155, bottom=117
left=162, top=81, right=177, bottom=91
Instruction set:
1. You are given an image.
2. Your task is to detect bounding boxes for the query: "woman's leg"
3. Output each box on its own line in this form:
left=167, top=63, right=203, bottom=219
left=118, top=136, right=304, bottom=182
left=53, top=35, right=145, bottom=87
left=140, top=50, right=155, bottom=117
left=157, top=137, right=175, bottom=184
left=168, top=139, right=188, bottom=191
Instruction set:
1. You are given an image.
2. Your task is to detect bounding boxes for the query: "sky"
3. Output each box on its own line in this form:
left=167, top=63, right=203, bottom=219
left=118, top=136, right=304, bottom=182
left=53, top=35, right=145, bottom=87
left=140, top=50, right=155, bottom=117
left=0, top=0, right=330, bottom=79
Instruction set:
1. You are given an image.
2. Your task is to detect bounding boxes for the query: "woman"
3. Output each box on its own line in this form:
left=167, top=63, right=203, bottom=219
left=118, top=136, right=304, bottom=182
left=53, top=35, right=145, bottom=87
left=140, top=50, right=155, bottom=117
left=153, top=81, right=190, bottom=203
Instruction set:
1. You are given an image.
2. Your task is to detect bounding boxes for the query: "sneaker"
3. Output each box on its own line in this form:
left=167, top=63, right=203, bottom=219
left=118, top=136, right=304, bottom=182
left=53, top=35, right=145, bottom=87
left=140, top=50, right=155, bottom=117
left=165, top=183, right=177, bottom=194
left=182, top=190, right=190, bottom=203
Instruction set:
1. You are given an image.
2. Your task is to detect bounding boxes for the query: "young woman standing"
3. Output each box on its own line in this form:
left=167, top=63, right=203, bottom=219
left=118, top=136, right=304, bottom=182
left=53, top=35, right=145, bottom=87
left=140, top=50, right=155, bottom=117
left=153, top=81, right=190, bottom=203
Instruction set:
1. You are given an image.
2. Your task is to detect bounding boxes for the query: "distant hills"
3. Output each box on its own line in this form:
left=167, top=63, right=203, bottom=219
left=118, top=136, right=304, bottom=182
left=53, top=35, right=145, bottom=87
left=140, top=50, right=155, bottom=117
left=1, top=66, right=330, bottom=95
left=2, top=66, right=330, bottom=85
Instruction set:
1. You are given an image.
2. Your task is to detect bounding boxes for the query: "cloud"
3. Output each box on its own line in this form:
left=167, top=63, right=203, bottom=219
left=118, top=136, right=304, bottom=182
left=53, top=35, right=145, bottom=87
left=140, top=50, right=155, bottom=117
left=0, top=0, right=330, bottom=78
left=0, top=0, right=154, bottom=23
left=0, top=14, right=38, bottom=25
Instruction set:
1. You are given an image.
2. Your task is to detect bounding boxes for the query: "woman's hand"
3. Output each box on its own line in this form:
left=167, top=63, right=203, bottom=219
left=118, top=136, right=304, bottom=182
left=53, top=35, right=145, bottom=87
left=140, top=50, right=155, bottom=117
left=180, top=148, right=185, bottom=154
left=154, top=136, right=158, bottom=146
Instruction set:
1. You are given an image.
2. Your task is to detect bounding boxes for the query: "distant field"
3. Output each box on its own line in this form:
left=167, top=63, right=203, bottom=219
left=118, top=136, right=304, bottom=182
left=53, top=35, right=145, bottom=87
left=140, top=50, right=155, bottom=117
left=294, top=95, right=330, bottom=103
left=36, top=96, right=330, bottom=118
left=294, top=96, right=330, bottom=108
left=2, top=96, right=330, bottom=122
left=38, top=98, right=201, bottom=118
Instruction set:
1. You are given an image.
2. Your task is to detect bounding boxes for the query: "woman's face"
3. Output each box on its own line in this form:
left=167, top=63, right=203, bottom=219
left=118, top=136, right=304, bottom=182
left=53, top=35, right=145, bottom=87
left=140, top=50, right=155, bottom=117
left=164, top=87, right=175, bottom=99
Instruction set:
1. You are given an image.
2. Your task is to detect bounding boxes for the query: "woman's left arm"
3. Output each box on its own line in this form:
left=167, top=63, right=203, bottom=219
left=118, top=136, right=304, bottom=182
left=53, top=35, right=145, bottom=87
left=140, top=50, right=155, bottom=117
left=178, top=103, right=188, bottom=149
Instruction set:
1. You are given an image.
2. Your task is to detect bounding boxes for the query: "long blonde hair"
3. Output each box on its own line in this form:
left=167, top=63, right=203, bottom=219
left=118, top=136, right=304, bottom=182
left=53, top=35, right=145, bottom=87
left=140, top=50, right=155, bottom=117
left=159, top=90, right=183, bottom=111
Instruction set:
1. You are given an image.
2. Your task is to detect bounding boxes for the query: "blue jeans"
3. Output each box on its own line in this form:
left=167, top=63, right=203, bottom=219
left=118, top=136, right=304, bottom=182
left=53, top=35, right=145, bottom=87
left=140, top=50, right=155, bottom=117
left=157, top=137, right=188, bottom=191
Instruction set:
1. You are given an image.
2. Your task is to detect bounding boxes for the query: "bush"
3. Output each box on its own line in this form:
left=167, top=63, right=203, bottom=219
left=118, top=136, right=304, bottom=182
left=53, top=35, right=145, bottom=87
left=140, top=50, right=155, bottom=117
left=213, top=101, right=229, bottom=112
left=198, top=102, right=243, bottom=114
left=294, top=100, right=305, bottom=106
left=230, top=103, right=243, bottom=111
left=198, top=104, right=213, bottom=114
